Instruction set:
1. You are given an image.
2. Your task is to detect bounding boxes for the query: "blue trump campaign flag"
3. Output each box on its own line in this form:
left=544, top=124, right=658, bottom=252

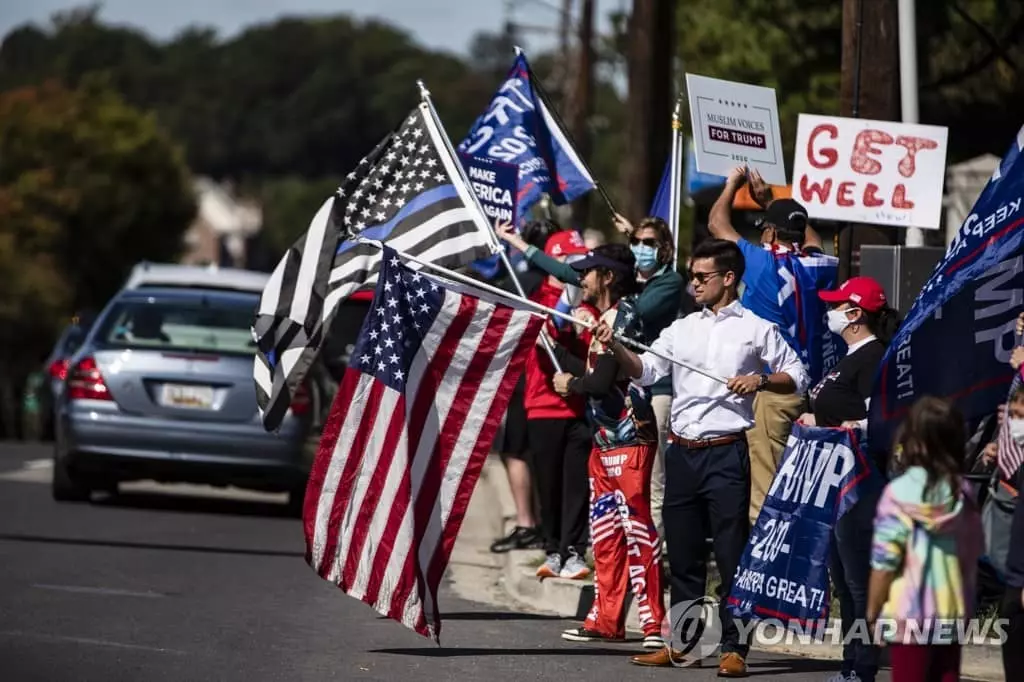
left=729, top=424, right=881, bottom=626
left=685, top=139, right=726, bottom=196
left=458, top=50, right=596, bottom=218
left=649, top=157, right=673, bottom=222
left=651, top=140, right=728, bottom=220
left=869, top=125, right=1024, bottom=454
left=458, top=152, right=521, bottom=279
left=779, top=253, right=842, bottom=386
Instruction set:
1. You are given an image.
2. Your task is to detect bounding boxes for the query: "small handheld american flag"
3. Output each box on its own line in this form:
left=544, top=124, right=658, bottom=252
left=997, top=327, right=1024, bottom=480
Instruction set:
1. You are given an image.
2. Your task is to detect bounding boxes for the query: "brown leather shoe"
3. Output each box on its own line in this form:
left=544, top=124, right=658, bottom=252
left=717, top=652, right=748, bottom=677
left=629, top=647, right=689, bottom=667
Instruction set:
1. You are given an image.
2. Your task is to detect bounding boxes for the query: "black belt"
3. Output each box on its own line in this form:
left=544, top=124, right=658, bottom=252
left=668, top=432, right=746, bottom=449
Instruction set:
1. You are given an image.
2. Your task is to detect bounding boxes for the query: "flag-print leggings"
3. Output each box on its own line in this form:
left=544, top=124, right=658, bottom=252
left=584, top=442, right=666, bottom=638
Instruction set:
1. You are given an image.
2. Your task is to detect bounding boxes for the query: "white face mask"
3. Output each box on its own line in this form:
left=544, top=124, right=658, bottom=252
left=1010, top=418, right=1024, bottom=446
left=827, top=309, right=853, bottom=336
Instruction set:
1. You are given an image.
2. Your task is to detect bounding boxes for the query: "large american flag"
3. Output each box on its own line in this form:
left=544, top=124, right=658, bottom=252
left=303, top=247, right=542, bottom=640
left=253, top=102, right=494, bottom=431
left=998, top=368, right=1024, bottom=480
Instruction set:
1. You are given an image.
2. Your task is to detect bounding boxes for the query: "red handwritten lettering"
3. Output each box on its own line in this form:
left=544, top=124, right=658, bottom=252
left=836, top=182, right=855, bottom=207
left=892, top=184, right=914, bottom=209
left=894, top=136, right=939, bottom=178
left=799, top=175, right=832, bottom=203
left=863, top=183, right=884, bottom=207
left=807, top=124, right=839, bottom=169
left=851, top=129, right=894, bottom=175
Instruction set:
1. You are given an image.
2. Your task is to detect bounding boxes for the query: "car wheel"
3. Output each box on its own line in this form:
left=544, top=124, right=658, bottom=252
left=286, top=486, right=306, bottom=518
left=51, top=453, right=91, bottom=502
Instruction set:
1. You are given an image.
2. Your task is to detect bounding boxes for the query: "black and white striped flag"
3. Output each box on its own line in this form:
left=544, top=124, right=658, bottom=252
left=252, top=102, right=495, bottom=431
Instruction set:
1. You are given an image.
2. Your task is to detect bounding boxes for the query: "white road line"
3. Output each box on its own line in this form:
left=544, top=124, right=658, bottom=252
left=31, top=584, right=165, bottom=599
left=0, top=630, right=186, bottom=654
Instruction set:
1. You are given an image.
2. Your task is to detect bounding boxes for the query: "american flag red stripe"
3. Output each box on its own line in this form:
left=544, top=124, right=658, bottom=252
left=303, top=249, right=542, bottom=640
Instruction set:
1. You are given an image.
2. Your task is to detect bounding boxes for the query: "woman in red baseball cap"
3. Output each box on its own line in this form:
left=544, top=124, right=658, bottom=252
left=801, top=274, right=900, bottom=682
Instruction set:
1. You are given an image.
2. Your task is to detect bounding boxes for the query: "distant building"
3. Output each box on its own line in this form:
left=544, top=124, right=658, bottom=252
left=182, top=178, right=262, bottom=268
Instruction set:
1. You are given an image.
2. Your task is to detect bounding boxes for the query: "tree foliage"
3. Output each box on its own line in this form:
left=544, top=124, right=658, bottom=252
left=0, top=8, right=495, bottom=185
left=660, top=0, right=1023, bottom=164
left=0, top=80, right=194, bottom=382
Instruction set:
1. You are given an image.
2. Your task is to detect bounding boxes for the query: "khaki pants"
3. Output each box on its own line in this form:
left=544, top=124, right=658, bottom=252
left=648, top=393, right=672, bottom=539
left=746, top=391, right=806, bottom=525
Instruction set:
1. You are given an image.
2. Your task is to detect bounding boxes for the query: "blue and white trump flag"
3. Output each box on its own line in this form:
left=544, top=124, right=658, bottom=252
left=458, top=50, right=596, bottom=218
left=729, top=424, right=881, bottom=625
left=778, top=253, right=842, bottom=386
left=869, top=125, right=1024, bottom=454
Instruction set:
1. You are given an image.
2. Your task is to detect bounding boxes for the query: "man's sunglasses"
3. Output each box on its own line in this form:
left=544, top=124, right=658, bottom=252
left=629, top=236, right=659, bottom=248
left=688, top=270, right=725, bottom=284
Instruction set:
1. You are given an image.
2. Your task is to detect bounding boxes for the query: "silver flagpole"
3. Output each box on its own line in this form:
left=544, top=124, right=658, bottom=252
left=668, top=99, right=684, bottom=249
left=416, top=78, right=565, bottom=371
left=358, top=238, right=728, bottom=384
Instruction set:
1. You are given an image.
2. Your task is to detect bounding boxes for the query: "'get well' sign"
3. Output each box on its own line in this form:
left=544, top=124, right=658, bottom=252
left=792, top=114, right=948, bottom=229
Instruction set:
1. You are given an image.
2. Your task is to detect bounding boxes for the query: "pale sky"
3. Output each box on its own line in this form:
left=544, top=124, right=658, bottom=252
left=0, top=0, right=618, bottom=55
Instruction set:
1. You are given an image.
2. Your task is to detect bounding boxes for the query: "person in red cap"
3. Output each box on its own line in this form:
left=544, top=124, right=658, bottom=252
left=520, top=226, right=598, bottom=580
left=800, top=274, right=900, bottom=682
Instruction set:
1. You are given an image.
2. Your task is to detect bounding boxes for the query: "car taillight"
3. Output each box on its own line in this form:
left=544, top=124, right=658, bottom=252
left=67, top=357, right=113, bottom=401
left=290, top=384, right=311, bottom=416
left=48, top=358, right=70, bottom=381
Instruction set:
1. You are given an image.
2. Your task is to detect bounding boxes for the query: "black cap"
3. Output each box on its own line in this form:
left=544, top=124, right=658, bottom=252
left=763, top=198, right=809, bottom=232
left=570, top=246, right=635, bottom=274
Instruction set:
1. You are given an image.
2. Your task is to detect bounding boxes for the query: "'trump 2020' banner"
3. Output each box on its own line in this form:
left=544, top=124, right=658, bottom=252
left=458, top=50, right=595, bottom=218
left=869, top=125, right=1024, bottom=454
left=729, top=424, right=879, bottom=625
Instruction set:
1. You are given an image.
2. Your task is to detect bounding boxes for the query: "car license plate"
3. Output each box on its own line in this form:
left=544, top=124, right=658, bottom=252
left=160, top=384, right=214, bottom=409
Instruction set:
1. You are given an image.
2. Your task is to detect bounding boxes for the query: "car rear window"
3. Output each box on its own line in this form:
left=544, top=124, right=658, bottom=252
left=97, top=298, right=257, bottom=356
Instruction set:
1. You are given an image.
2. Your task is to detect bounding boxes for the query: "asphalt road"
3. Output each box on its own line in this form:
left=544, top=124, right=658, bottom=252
left=0, top=442, right=955, bottom=681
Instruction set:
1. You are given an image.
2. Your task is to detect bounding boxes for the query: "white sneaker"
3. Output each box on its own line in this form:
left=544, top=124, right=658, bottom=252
left=824, top=674, right=862, bottom=682
left=536, top=553, right=561, bottom=579
left=559, top=551, right=591, bottom=580
left=642, top=634, right=665, bottom=649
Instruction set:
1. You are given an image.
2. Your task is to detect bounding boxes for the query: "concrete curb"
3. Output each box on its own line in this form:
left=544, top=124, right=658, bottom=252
left=475, top=454, right=1005, bottom=681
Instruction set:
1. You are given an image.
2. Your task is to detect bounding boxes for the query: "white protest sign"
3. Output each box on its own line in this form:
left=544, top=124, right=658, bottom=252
left=792, top=114, right=949, bottom=229
left=686, top=73, right=787, bottom=185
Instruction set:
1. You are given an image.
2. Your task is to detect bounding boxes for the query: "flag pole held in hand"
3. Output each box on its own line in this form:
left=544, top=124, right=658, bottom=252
left=357, top=238, right=727, bottom=383
left=417, top=78, right=564, bottom=372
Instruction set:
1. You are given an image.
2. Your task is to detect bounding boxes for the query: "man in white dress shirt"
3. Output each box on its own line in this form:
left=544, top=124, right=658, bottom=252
left=594, top=239, right=809, bottom=676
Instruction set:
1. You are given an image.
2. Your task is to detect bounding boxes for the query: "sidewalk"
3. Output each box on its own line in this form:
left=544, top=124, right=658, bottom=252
left=460, top=454, right=1006, bottom=682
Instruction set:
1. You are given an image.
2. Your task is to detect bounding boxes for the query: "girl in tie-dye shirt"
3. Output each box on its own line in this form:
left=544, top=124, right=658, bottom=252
left=867, top=396, right=983, bottom=682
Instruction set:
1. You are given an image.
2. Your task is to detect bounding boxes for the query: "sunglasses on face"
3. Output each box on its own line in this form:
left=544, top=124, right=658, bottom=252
left=688, top=270, right=725, bottom=284
left=629, top=236, right=659, bottom=248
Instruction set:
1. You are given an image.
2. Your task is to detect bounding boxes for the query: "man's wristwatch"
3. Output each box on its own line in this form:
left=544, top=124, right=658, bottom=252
left=756, top=374, right=769, bottom=392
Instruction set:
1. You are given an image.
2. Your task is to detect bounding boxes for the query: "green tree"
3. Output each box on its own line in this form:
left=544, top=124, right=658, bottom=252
left=0, top=80, right=195, bottom=434
left=256, top=175, right=344, bottom=258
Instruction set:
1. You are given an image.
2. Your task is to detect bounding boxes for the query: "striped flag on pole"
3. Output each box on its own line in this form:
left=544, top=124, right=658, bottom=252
left=303, top=247, right=542, bottom=640
left=998, top=369, right=1024, bottom=480
left=252, top=102, right=494, bottom=431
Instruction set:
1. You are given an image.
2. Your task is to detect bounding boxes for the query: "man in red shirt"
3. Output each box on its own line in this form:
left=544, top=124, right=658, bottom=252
left=525, top=229, right=595, bottom=580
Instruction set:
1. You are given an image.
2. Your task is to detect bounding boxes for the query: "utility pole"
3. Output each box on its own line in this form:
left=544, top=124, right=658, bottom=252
left=838, top=0, right=901, bottom=279
left=622, top=0, right=675, bottom=223
left=898, top=0, right=925, bottom=247
left=567, top=0, right=595, bottom=227
left=559, top=0, right=575, bottom=98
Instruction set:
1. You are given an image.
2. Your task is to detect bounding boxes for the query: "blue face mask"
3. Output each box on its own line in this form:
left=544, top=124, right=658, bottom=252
left=630, top=244, right=658, bottom=271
